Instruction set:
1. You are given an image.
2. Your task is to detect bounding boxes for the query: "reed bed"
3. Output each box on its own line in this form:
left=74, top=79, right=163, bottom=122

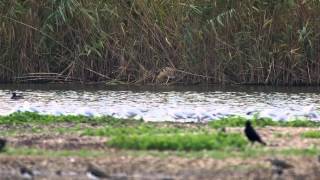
left=1, top=0, right=320, bottom=85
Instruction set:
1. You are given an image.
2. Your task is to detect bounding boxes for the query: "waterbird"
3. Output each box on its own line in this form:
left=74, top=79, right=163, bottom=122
left=19, top=165, right=34, bottom=179
left=11, top=92, right=24, bottom=100
left=244, top=121, right=266, bottom=145
left=267, top=158, right=293, bottom=175
left=0, top=138, right=6, bottom=152
left=55, top=170, right=62, bottom=176
left=195, top=110, right=214, bottom=122
left=267, top=158, right=293, bottom=169
left=124, top=108, right=141, bottom=118
left=86, top=163, right=109, bottom=179
left=169, top=111, right=187, bottom=120
left=245, top=107, right=258, bottom=116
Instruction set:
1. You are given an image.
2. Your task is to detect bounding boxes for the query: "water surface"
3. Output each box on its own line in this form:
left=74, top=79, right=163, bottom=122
left=1, top=84, right=320, bottom=122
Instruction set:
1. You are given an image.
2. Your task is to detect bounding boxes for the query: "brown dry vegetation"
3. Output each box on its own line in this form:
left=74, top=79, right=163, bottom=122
left=1, top=1, right=320, bottom=85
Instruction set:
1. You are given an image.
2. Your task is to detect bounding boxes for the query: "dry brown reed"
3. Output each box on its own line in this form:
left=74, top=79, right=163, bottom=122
left=0, top=0, right=320, bottom=85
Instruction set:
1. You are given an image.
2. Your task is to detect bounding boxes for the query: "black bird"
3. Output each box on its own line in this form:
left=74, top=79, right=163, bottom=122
left=86, top=163, right=109, bottom=179
left=11, top=92, right=24, bottom=100
left=244, top=121, right=266, bottom=145
left=0, top=138, right=6, bottom=152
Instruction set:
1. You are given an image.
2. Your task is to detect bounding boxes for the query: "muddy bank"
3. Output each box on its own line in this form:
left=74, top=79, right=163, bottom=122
left=0, top=156, right=320, bottom=179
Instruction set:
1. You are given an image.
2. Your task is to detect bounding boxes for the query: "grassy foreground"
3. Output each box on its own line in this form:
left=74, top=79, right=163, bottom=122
left=0, top=112, right=319, bottom=179
left=1, top=1, right=320, bottom=85
left=0, top=112, right=319, bottom=153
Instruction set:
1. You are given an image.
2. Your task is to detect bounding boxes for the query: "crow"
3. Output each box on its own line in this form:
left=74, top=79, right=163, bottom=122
left=244, top=121, right=266, bottom=145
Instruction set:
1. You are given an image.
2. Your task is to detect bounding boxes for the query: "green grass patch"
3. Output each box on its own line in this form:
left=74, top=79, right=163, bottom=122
left=301, top=131, right=320, bottom=139
left=209, top=116, right=320, bottom=128
left=1, top=112, right=320, bottom=158
left=2, top=112, right=320, bottom=128
left=0, top=112, right=141, bottom=126
left=107, top=132, right=247, bottom=151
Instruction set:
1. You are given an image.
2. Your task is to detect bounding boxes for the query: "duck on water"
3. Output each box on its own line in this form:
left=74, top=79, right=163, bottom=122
left=11, top=92, right=24, bottom=100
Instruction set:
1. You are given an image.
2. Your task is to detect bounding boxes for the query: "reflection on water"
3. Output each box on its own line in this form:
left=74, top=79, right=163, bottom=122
left=1, top=84, right=320, bottom=122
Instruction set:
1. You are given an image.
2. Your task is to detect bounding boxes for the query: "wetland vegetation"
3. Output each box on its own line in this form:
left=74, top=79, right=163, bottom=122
left=1, top=0, right=320, bottom=178
left=1, top=1, right=320, bottom=85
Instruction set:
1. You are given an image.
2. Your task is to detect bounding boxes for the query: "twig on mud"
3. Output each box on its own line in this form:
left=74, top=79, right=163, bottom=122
left=84, top=67, right=111, bottom=80
left=175, top=69, right=214, bottom=79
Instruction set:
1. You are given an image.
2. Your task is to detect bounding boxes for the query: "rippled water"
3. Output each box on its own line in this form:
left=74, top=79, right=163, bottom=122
left=1, top=84, right=320, bottom=122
